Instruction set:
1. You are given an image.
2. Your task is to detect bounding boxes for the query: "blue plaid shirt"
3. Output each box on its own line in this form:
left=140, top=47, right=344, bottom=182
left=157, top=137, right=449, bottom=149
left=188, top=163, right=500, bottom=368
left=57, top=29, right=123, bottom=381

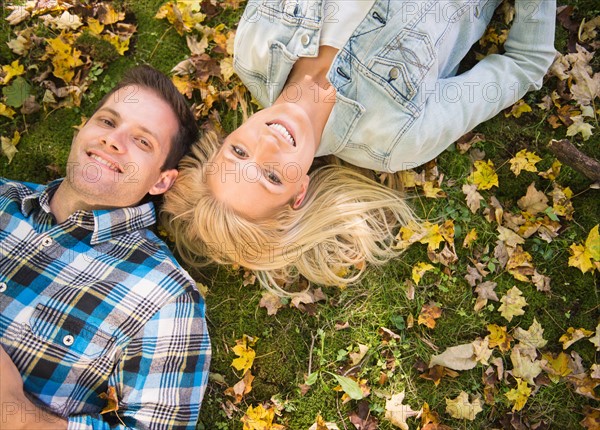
left=0, top=178, right=210, bottom=429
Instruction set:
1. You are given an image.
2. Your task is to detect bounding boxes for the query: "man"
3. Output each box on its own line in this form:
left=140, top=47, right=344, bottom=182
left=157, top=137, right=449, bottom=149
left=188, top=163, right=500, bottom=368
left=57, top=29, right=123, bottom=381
left=0, top=65, right=210, bottom=429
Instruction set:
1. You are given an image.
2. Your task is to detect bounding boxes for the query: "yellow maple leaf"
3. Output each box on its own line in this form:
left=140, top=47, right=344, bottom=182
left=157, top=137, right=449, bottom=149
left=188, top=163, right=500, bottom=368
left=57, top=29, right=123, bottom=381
left=469, top=160, right=499, bottom=190
left=509, top=149, right=542, bottom=176
left=487, top=324, right=513, bottom=352
left=46, top=34, right=84, bottom=83
left=86, top=18, right=105, bottom=35
left=102, top=33, right=130, bottom=55
left=568, top=226, right=600, bottom=274
left=241, top=404, right=285, bottom=430
left=98, top=3, right=126, bottom=25
left=462, top=228, right=478, bottom=248
left=559, top=327, right=594, bottom=350
left=498, top=286, right=527, bottom=322
left=542, top=352, right=572, bottom=383
left=1, top=131, right=21, bottom=164
left=220, top=57, right=235, bottom=82
left=2, top=59, right=25, bottom=84
left=155, top=1, right=205, bottom=35
left=445, top=391, right=482, bottom=420
left=505, top=378, right=532, bottom=411
left=419, top=222, right=445, bottom=251
left=539, top=159, right=562, bottom=180
left=412, top=262, right=435, bottom=284
left=231, top=334, right=258, bottom=375
left=224, top=370, right=254, bottom=404
left=505, top=99, right=532, bottom=118
left=0, top=103, right=16, bottom=119
left=422, top=181, right=446, bottom=198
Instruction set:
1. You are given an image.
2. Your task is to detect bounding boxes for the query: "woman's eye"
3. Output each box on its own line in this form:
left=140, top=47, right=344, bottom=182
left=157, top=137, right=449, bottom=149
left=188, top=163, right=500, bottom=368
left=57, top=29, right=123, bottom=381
left=231, top=145, right=247, bottom=157
left=101, top=118, right=114, bottom=127
left=137, top=137, right=150, bottom=147
left=267, top=171, right=282, bottom=185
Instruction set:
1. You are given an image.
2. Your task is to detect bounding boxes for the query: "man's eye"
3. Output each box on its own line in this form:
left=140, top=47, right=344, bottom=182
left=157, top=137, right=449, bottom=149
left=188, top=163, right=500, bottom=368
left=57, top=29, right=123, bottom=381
left=266, top=171, right=282, bottom=185
left=231, top=145, right=247, bottom=157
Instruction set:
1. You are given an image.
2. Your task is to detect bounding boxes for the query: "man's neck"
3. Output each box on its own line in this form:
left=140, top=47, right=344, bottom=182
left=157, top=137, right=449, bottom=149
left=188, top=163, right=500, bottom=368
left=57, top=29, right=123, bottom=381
left=49, top=181, right=100, bottom=224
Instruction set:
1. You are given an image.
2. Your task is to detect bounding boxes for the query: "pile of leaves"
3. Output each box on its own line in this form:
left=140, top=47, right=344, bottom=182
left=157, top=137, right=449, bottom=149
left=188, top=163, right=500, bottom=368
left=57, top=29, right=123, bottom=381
left=1, top=1, right=135, bottom=163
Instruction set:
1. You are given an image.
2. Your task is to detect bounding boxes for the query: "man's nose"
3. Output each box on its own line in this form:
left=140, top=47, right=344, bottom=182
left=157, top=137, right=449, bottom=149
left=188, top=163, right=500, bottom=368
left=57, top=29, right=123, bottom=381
left=102, top=130, right=126, bottom=152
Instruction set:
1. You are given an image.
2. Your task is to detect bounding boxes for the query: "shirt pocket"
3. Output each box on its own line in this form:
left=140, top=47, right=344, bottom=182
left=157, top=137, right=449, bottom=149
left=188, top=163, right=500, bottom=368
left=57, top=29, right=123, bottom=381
left=368, top=28, right=435, bottom=106
left=29, top=304, right=116, bottom=360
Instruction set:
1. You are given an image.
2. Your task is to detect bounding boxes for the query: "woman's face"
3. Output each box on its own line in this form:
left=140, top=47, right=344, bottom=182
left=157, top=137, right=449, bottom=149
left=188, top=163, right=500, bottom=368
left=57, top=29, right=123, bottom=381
left=207, top=103, right=317, bottom=219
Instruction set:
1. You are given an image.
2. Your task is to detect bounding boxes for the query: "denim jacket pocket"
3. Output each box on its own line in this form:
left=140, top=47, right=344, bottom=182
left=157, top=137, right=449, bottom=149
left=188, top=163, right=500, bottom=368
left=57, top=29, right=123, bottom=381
left=29, top=304, right=116, bottom=360
left=368, top=28, right=435, bottom=105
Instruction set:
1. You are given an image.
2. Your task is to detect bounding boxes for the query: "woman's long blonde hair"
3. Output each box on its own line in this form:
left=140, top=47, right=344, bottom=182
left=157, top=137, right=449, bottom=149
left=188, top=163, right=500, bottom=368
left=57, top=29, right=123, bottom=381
left=161, top=130, right=417, bottom=295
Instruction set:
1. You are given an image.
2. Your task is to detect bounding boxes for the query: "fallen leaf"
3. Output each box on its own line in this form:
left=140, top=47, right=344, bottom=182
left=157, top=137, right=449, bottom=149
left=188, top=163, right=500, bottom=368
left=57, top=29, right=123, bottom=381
left=559, top=327, right=594, bottom=349
left=488, top=324, right=513, bottom=352
left=566, top=115, right=594, bottom=140
left=384, top=391, right=421, bottom=430
left=412, top=262, right=435, bottom=284
left=474, top=281, right=499, bottom=312
left=506, top=246, right=535, bottom=282
left=259, top=291, right=285, bottom=316
left=348, top=400, right=378, bottom=430
left=1, top=131, right=20, bottom=164
left=231, top=335, right=258, bottom=374
left=541, top=352, right=573, bottom=383
left=462, top=228, right=478, bottom=248
left=513, top=318, right=547, bottom=359
left=517, top=183, right=549, bottom=215
left=568, top=373, right=600, bottom=400
left=349, top=344, right=370, bottom=366
left=225, top=370, right=254, bottom=404
left=241, top=404, right=285, bottom=430
left=445, top=391, right=482, bottom=420
left=418, top=303, right=442, bottom=329
left=580, top=406, right=600, bottom=430
left=505, top=99, right=532, bottom=118
left=98, top=386, right=119, bottom=414
left=419, top=365, right=459, bottom=386
left=509, top=149, right=542, bottom=176
left=308, top=415, right=340, bottom=430
left=2, top=59, right=25, bottom=84
left=510, top=346, right=543, bottom=385
left=505, top=378, right=532, bottom=411
left=498, top=287, right=528, bottom=322
left=429, top=343, right=477, bottom=371
left=420, top=402, right=452, bottom=430
left=469, top=160, right=499, bottom=190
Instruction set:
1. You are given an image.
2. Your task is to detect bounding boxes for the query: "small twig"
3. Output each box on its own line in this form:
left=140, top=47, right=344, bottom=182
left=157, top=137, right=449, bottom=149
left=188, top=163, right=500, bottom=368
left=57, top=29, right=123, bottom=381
left=307, top=332, right=316, bottom=375
left=148, top=27, right=172, bottom=61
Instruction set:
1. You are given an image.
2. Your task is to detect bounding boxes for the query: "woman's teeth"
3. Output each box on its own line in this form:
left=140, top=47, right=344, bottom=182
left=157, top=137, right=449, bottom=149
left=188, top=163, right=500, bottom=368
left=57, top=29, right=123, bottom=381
left=268, top=123, right=295, bottom=146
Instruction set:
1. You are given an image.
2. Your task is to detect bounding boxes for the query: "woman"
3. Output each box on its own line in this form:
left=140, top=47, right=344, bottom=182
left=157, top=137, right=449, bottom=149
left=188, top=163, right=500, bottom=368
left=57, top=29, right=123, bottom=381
left=163, top=0, right=556, bottom=293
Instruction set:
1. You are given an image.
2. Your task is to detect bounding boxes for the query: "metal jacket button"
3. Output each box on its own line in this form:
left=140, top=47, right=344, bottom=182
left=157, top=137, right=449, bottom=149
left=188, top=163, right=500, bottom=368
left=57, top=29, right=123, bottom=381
left=301, top=33, right=310, bottom=46
left=389, top=67, right=400, bottom=80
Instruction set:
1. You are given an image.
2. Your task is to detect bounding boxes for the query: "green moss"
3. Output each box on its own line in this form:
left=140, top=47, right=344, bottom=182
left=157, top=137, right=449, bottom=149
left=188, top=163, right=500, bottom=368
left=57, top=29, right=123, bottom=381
left=75, top=31, right=119, bottom=64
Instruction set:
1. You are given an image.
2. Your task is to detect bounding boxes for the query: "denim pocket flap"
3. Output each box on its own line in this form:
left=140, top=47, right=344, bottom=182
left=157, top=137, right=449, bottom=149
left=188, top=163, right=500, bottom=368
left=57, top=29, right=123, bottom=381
left=369, top=29, right=435, bottom=102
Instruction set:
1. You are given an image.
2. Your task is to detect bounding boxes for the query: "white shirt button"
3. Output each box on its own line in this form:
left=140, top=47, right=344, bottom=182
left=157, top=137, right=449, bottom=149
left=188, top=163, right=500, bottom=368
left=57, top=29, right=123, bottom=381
left=63, top=335, right=75, bottom=346
left=301, top=33, right=310, bottom=46
left=0, top=282, right=6, bottom=293
left=41, top=237, right=53, bottom=247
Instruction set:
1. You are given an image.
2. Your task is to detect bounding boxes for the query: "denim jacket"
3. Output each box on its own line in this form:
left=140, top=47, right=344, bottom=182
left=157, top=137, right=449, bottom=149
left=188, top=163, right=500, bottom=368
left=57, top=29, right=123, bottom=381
left=234, top=0, right=556, bottom=171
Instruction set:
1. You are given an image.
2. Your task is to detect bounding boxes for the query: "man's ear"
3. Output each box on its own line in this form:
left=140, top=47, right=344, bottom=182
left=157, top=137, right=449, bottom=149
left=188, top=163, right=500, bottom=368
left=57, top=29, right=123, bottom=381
left=292, top=175, right=310, bottom=209
left=149, top=169, right=179, bottom=196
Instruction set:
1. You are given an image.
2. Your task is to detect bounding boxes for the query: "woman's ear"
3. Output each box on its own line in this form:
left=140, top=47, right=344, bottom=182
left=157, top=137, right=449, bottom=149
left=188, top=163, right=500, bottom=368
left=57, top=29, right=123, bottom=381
left=292, top=175, right=310, bottom=209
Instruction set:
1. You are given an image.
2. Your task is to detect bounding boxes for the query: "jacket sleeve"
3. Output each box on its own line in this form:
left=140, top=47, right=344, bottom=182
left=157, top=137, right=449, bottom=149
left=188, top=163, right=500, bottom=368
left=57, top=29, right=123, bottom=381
left=66, top=290, right=211, bottom=430
left=389, top=0, right=557, bottom=171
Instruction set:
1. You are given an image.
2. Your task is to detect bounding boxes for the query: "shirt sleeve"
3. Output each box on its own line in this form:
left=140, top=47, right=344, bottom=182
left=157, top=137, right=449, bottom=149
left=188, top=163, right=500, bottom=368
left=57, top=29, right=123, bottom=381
left=389, top=0, right=557, bottom=171
left=66, top=289, right=211, bottom=430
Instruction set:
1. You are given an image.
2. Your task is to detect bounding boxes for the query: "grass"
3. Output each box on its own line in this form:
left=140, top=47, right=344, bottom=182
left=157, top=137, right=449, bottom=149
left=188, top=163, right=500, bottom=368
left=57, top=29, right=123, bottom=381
left=1, top=1, right=599, bottom=429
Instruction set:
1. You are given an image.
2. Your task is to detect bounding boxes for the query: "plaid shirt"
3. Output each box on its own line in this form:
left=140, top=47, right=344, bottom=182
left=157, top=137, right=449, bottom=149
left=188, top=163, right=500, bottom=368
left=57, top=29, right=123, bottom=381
left=0, top=179, right=210, bottom=430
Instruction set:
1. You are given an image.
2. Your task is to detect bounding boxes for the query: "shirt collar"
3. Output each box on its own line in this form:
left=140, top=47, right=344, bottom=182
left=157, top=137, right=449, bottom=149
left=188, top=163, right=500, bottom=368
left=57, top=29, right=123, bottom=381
left=20, top=179, right=157, bottom=244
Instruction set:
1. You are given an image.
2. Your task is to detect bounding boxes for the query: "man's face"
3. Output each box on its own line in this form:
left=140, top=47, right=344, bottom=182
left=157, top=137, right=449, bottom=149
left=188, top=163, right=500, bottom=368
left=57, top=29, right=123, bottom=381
left=64, top=86, right=179, bottom=208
